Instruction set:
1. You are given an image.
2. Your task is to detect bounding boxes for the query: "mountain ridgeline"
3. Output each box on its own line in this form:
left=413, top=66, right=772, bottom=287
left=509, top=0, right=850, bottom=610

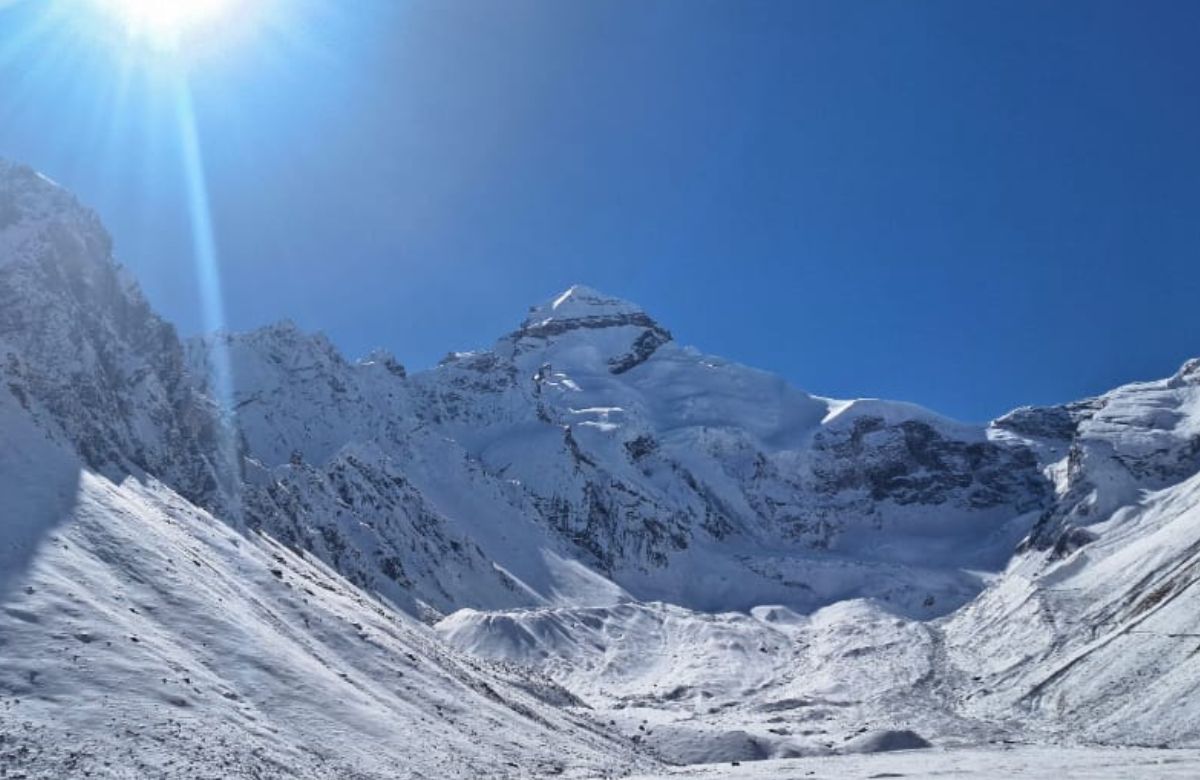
left=3, top=160, right=1060, bottom=619
left=4, top=159, right=1200, bottom=619
left=4, top=160, right=1200, bottom=773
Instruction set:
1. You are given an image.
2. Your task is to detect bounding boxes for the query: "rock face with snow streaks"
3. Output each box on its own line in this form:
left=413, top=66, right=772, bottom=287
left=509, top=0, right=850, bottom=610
left=0, top=161, right=228, bottom=510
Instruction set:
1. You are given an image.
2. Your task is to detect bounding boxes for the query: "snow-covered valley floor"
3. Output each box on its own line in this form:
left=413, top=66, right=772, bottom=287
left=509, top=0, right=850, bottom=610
left=624, top=746, right=1200, bottom=779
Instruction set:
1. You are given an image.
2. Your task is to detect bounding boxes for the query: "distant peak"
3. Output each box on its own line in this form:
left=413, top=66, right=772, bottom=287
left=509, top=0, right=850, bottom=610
left=523, top=285, right=645, bottom=326
left=359, top=348, right=407, bottom=378
left=501, top=285, right=672, bottom=372
left=0, top=159, right=57, bottom=186
left=0, top=160, right=114, bottom=278
left=1168, top=357, right=1200, bottom=388
left=0, top=159, right=95, bottom=234
left=200, top=320, right=347, bottom=365
left=549, top=284, right=624, bottom=311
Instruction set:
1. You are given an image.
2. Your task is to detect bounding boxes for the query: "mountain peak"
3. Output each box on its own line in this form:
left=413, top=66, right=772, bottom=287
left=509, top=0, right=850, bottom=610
left=500, top=285, right=672, bottom=372
left=0, top=160, right=82, bottom=224
left=523, top=284, right=645, bottom=326
left=0, top=160, right=111, bottom=274
left=1168, top=357, right=1200, bottom=388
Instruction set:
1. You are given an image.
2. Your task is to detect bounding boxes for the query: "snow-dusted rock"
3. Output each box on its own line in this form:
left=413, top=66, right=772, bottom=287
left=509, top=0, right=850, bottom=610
left=0, top=161, right=229, bottom=511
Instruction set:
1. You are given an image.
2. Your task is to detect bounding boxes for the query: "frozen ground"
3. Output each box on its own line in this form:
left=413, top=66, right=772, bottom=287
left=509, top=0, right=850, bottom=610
left=622, top=746, right=1200, bottom=779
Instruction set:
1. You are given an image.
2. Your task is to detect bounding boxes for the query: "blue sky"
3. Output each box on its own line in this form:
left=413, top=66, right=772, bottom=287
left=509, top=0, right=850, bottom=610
left=1, top=0, right=1198, bottom=421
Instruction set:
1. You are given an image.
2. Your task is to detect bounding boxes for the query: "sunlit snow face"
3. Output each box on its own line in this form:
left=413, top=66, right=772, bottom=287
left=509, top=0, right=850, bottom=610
left=90, top=0, right=238, bottom=51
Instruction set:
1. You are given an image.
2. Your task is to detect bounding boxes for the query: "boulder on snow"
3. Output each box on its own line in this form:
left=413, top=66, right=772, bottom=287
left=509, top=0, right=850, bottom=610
left=647, top=726, right=770, bottom=765
left=843, top=729, right=932, bottom=754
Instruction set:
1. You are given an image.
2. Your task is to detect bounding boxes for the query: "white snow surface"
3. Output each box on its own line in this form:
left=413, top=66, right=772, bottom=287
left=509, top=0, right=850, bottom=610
left=624, top=746, right=1200, bottom=779
left=0, top=405, right=645, bottom=777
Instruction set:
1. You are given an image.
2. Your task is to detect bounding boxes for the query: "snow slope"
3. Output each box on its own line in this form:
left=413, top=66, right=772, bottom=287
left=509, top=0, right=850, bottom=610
left=624, top=746, right=1200, bottom=780
left=947, top=469, right=1200, bottom=747
left=0, top=402, right=645, bottom=777
left=436, top=599, right=955, bottom=763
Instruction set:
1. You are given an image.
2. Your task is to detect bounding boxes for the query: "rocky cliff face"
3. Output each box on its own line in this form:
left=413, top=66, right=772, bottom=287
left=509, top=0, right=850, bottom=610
left=996, top=361, right=1200, bottom=556
left=0, top=161, right=228, bottom=510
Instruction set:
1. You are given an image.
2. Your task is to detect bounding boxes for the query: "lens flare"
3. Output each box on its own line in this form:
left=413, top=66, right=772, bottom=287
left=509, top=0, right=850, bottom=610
left=173, top=75, right=243, bottom=513
left=92, top=0, right=236, bottom=50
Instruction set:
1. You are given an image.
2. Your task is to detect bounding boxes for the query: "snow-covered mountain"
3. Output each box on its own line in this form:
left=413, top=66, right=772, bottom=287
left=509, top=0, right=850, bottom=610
left=948, top=363, right=1200, bottom=745
left=3, top=159, right=1200, bottom=775
left=0, top=160, right=646, bottom=778
left=187, top=281, right=1051, bottom=621
left=434, top=362, right=1200, bottom=757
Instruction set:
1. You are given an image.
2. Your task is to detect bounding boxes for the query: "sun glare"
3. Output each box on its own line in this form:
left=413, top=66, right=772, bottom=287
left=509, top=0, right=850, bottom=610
left=93, top=0, right=237, bottom=50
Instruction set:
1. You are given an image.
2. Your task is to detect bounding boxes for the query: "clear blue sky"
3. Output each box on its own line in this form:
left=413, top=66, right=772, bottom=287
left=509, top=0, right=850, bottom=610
left=2, top=0, right=1198, bottom=421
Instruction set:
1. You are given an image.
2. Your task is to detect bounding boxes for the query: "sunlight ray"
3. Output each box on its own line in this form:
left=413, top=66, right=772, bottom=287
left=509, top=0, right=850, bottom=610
left=174, top=74, right=242, bottom=509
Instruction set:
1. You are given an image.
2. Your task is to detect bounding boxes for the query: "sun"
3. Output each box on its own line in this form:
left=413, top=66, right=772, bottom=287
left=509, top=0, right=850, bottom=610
left=92, top=0, right=238, bottom=51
